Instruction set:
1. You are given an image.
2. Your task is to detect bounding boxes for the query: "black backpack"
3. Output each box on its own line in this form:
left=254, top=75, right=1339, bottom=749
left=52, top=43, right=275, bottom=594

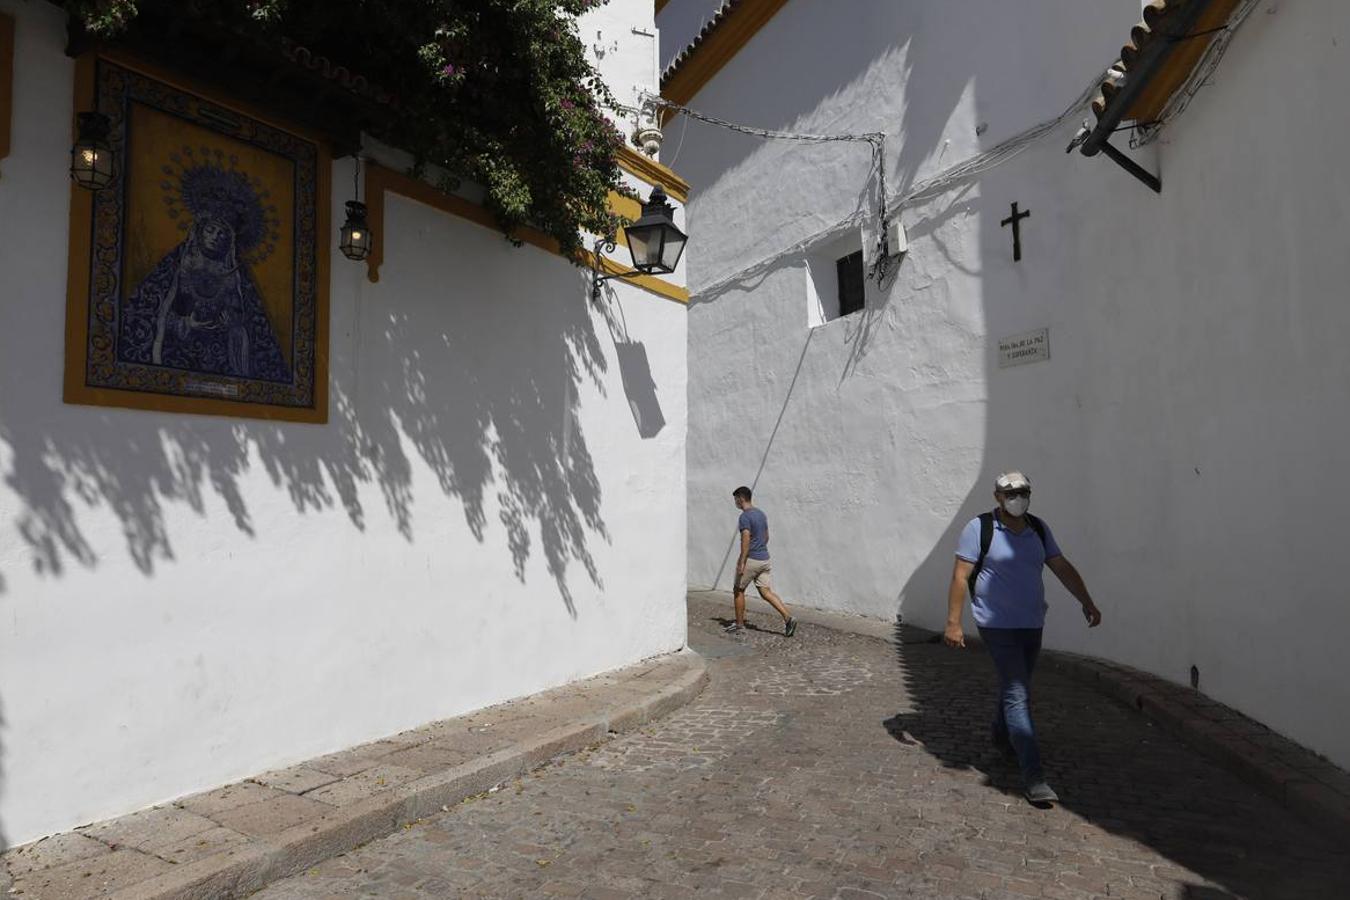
left=966, top=510, right=1048, bottom=599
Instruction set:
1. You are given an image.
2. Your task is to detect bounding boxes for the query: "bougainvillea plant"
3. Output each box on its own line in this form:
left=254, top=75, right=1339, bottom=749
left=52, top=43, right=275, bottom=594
left=64, top=0, right=631, bottom=258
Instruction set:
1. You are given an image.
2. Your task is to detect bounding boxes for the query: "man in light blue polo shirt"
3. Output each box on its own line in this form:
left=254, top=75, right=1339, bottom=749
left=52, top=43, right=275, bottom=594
left=728, top=486, right=797, bottom=636
left=945, top=471, right=1102, bottom=805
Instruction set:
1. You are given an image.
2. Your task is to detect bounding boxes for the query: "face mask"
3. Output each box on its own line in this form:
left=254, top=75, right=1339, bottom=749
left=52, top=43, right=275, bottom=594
left=1002, top=496, right=1030, bottom=518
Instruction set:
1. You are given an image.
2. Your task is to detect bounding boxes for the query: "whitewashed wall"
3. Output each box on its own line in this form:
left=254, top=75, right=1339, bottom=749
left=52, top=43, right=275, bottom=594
left=585, top=0, right=660, bottom=119
left=0, top=0, right=686, bottom=847
left=681, top=0, right=1350, bottom=769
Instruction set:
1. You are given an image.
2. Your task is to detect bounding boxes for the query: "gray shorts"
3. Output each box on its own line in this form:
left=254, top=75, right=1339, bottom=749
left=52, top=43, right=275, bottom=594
left=735, top=557, right=772, bottom=592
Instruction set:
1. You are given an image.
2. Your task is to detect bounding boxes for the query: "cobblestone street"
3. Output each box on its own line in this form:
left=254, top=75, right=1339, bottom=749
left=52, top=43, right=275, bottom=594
left=256, top=596, right=1350, bottom=899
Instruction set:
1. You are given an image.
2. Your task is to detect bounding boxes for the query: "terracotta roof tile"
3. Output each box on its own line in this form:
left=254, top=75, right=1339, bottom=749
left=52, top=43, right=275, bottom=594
left=279, top=39, right=397, bottom=109
left=1090, top=0, right=1242, bottom=125
left=660, top=0, right=743, bottom=89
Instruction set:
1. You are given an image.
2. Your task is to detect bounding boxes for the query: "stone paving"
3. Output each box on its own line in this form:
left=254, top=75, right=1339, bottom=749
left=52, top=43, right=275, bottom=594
left=254, top=595, right=1350, bottom=899
left=0, top=652, right=705, bottom=900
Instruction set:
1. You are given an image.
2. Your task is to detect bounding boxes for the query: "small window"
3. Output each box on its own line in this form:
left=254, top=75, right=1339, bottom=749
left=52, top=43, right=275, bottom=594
left=806, top=229, right=870, bottom=328
left=836, top=250, right=865, bottom=317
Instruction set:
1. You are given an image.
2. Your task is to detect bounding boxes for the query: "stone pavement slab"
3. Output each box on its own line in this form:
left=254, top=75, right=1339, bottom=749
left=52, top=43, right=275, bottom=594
left=252, top=593, right=1350, bottom=899
left=0, top=649, right=706, bottom=900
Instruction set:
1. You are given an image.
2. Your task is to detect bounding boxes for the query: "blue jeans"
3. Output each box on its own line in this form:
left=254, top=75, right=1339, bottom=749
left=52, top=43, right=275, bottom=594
left=978, top=627, right=1044, bottom=785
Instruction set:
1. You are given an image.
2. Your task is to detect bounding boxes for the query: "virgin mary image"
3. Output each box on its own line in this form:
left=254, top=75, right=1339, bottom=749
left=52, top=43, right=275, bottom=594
left=120, top=152, right=289, bottom=383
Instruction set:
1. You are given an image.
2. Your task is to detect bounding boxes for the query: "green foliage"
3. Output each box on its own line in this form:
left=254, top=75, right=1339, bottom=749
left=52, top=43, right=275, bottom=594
left=65, top=0, right=631, bottom=257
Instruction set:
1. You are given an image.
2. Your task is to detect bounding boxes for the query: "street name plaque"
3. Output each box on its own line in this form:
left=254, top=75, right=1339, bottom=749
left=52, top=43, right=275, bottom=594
left=998, top=328, right=1050, bottom=368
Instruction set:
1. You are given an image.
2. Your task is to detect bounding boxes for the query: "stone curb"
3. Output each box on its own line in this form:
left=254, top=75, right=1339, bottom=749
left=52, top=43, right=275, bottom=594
left=8, top=650, right=706, bottom=900
left=691, top=591, right=1350, bottom=838
left=1039, top=650, right=1350, bottom=839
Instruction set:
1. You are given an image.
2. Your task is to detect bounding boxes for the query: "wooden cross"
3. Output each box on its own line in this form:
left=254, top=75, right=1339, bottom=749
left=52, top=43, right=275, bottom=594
left=1000, top=202, right=1030, bottom=262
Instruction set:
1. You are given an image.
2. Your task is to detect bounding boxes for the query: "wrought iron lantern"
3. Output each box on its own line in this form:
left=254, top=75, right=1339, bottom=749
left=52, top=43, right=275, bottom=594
left=339, top=200, right=372, bottom=262
left=70, top=112, right=115, bottom=191
left=592, top=185, right=686, bottom=300
left=339, top=157, right=373, bottom=262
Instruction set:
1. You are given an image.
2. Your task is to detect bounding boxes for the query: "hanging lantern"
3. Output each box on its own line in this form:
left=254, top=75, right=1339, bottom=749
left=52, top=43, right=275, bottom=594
left=621, top=185, right=686, bottom=274
left=339, top=200, right=372, bottom=261
left=591, top=184, right=687, bottom=301
left=70, top=112, right=115, bottom=191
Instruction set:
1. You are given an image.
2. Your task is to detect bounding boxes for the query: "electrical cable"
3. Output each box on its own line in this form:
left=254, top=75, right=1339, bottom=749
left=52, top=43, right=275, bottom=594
left=664, top=111, right=690, bottom=168
left=633, top=94, right=895, bottom=283
left=634, top=69, right=1102, bottom=300
left=605, top=0, right=1260, bottom=301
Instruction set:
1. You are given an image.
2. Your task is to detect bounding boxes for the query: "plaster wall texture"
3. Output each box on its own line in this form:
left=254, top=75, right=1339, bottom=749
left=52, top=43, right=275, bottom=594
left=585, top=0, right=660, bottom=117
left=681, top=0, right=1350, bottom=769
left=0, top=0, right=686, bottom=847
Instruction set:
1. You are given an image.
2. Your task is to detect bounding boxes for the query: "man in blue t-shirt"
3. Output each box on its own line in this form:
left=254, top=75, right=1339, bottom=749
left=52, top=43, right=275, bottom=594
left=945, top=471, right=1102, bottom=806
left=728, top=486, right=798, bottom=636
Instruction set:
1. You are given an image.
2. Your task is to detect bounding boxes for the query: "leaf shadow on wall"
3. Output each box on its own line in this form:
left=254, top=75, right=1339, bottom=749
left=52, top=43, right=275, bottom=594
left=0, top=247, right=610, bottom=617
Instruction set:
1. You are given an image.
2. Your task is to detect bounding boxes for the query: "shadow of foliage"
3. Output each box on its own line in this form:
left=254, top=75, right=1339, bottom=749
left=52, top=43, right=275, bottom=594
left=1, top=247, right=611, bottom=614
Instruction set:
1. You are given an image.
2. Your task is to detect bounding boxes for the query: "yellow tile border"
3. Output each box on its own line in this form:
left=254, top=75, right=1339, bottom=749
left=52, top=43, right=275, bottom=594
left=63, top=51, right=333, bottom=424
left=362, top=162, right=688, bottom=305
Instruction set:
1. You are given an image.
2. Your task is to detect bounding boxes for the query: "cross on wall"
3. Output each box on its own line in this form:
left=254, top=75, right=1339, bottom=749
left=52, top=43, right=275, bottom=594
left=1001, top=202, right=1030, bottom=262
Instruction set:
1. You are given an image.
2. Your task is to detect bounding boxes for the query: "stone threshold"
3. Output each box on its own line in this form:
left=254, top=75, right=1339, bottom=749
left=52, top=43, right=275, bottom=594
left=690, top=589, right=1350, bottom=838
left=1, top=650, right=708, bottom=900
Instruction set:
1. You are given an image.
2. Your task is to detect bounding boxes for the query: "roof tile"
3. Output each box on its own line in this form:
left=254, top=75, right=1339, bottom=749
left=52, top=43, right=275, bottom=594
left=660, top=0, right=743, bottom=89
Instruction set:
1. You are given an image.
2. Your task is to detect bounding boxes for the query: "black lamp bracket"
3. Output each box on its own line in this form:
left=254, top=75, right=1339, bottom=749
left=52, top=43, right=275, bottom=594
left=590, top=234, right=644, bottom=302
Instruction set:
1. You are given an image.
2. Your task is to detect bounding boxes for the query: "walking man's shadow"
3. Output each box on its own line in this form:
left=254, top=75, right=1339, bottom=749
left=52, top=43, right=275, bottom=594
left=881, top=711, right=1025, bottom=800
left=710, top=615, right=772, bottom=633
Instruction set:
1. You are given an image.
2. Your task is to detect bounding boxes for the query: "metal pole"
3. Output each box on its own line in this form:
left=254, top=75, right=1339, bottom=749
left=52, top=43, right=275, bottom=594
left=1099, top=140, right=1162, bottom=193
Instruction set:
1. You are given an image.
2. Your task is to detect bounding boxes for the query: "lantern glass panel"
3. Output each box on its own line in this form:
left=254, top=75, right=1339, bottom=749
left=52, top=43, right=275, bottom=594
left=340, top=223, right=371, bottom=261
left=71, top=112, right=116, bottom=191
left=339, top=201, right=372, bottom=261
left=659, top=229, right=686, bottom=272
left=624, top=223, right=662, bottom=271
left=71, top=143, right=115, bottom=190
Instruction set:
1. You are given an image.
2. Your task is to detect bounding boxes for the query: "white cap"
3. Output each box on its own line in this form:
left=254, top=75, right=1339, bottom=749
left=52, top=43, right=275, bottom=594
left=995, top=471, right=1031, bottom=492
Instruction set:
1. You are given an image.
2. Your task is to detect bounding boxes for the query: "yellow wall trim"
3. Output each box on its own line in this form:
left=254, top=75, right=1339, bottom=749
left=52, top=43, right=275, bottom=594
left=616, top=144, right=691, bottom=203
left=363, top=163, right=688, bottom=305
left=608, top=189, right=642, bottom=223
left=661, top=0, right=790, bottom=116
left=1, top=13, right=14, bottom=167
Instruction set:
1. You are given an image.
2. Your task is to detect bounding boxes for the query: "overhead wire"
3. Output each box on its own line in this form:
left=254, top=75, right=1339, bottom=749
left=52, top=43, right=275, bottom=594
left=612, top=0, right=1265, bottom=299
left=629, top=95, right=894, bottom=282
left=633, top=68, right=1102, bottom=300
